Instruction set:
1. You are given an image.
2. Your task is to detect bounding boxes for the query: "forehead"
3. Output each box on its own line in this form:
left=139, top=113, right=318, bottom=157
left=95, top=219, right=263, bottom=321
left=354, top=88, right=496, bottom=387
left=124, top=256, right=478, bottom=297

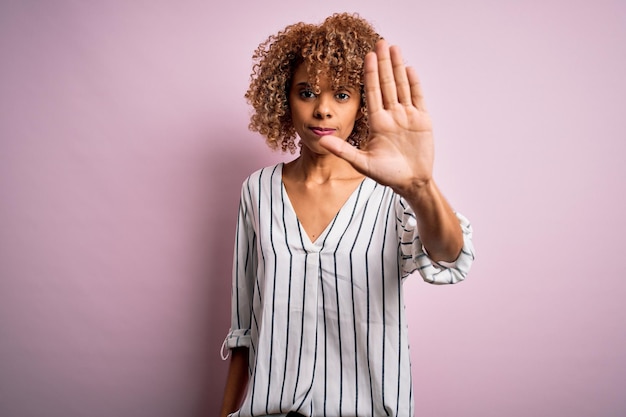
left=292, top=64, right=316, bottom=82
left=292, top=63, right=355, bottom=89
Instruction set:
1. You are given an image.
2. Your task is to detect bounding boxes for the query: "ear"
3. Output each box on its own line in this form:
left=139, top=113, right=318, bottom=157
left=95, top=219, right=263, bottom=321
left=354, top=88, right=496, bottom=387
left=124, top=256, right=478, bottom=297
left=355, top=107, right=365, bottom=121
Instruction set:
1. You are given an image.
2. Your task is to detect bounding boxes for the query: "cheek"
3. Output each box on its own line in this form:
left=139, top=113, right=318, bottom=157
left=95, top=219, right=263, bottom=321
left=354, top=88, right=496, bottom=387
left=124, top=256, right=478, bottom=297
left=289, top=105, right=303, bottom=123
left=349, top=105, right=362, bottom=124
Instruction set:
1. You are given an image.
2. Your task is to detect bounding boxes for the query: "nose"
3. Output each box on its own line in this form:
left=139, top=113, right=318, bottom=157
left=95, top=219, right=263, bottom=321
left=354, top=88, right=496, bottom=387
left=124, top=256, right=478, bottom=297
left=313, top=96, right=332, bottom=119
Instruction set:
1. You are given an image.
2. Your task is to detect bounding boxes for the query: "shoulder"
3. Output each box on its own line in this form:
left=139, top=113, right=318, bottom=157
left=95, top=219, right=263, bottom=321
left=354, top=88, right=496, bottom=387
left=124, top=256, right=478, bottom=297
left=239, top=163, right=284, bottom=197
left=242, top=163, right=282, bottom=186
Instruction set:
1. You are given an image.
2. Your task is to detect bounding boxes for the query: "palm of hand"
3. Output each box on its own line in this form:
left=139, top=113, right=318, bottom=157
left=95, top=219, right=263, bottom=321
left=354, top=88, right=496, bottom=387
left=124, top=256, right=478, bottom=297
left=362, top=93, right=434, bottom=191
left=320, top=40, right=435, bottom=193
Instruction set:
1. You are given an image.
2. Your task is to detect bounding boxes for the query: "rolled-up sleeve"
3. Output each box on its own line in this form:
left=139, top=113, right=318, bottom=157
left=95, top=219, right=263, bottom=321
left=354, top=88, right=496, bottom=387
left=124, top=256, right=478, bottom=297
left=224, top=181, right=257, bottom=351
left=396, top=196, right=475, bottom=284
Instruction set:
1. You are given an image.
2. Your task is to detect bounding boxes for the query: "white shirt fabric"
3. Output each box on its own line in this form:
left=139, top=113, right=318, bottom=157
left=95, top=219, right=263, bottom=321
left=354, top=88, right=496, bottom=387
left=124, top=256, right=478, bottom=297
left=224, top=163, right=475, bottom=417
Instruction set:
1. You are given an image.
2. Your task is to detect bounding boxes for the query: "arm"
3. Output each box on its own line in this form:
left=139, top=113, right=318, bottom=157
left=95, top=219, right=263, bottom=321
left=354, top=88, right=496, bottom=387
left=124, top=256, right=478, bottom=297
left=319, top=40, right=462, bottom=262
left=220, top=181, right=256, bottom=416
left=399, top=180, right=463, bottom=263
left=219, top=347, right=249, bottom=417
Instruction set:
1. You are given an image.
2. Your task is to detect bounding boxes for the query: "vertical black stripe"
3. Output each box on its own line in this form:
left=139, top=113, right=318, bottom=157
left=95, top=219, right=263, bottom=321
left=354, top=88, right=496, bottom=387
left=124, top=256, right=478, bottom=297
left=249, top=168, right=268, bottom=416
left=365, top=185, right=385, bottom=416
left=293, top=219, right=308, bottom=404
left=380, top=195, right=394, bottom=416
left=409, top=345, right=414, bottom=417
left=295, top=299, right=318, bottom=413
left=252, top=167, right=275, bottom=415
left=319, top=214, right=339, bottom=417
left=236, top=193, right=253, bottom=331
left=245, top=179, right=261, bottom=340
left=235, top=199, right=242, bottom=329
left=319, top=252, right=328, bottom=417
left=396, top=237, right=402, bottom=416
left=348, top=183, right=373, bottom=415
left=266, top=164, right=280, bottom=414
left=279, top=182, right=294, bottom=411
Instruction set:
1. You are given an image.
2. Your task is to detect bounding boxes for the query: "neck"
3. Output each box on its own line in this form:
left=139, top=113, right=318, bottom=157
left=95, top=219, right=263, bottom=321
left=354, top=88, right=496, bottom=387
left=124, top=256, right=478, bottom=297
left=286, top=149, right=362, bottom=184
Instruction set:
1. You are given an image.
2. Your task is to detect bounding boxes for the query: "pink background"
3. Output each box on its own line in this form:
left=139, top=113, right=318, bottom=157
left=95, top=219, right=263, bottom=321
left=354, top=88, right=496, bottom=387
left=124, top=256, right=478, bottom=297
left=1, top=1, right=625, bottom=416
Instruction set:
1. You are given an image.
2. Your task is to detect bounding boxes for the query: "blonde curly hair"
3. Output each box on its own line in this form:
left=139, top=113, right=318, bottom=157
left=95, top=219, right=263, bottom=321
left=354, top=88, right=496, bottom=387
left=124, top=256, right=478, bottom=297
left=245, top=13, right=381, bottom=153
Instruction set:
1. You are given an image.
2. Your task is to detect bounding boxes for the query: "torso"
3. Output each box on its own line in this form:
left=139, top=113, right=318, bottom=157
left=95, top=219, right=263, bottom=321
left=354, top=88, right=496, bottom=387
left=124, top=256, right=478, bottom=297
left=232, top=163, right=419, bottom=416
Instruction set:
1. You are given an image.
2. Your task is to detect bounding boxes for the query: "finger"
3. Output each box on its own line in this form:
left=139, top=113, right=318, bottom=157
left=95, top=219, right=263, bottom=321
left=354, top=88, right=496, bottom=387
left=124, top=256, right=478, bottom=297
left=390, top=45, right=411, bottom=106
left=407, top=66, right=427, bottom=111
left=318, top=135, right=369, bottom=173
left=363, top=50, right=382, bottom=114
left=375, top=40, right=398, bottom=109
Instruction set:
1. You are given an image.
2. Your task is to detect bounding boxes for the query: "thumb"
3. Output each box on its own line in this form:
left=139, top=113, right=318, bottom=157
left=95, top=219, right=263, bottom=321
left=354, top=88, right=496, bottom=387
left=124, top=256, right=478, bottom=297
left=318, top=135, right=367, bottom=171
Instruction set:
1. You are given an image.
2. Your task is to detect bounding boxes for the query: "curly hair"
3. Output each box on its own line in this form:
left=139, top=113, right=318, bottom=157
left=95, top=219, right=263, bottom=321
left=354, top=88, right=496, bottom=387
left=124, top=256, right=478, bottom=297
left=245, top=13, right=381, bottom=153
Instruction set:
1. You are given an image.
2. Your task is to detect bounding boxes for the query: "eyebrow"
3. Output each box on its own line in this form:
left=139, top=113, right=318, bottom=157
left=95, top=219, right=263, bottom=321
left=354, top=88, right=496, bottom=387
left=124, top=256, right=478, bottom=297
left=293, top=81, right=356, bottom=92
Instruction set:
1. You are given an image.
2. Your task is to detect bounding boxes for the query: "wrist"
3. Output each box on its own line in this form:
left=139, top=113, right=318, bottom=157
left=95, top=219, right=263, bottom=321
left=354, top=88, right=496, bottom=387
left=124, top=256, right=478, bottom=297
left=393, top=177, right=435, bottom=201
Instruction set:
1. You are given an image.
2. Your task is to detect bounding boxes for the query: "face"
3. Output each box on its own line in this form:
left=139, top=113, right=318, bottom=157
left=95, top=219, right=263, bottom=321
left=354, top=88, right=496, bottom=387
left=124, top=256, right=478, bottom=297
left=288, top=64, right=361, bottom=154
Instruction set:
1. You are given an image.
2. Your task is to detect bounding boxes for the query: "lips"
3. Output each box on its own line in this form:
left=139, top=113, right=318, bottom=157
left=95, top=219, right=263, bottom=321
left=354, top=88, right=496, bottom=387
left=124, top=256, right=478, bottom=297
left=310, top=127, right=336, bottom=136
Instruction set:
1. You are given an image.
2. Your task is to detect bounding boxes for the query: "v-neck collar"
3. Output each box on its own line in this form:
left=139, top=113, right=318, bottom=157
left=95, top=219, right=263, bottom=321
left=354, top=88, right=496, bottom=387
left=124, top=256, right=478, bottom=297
left=278, top=163, right=370, bottom=250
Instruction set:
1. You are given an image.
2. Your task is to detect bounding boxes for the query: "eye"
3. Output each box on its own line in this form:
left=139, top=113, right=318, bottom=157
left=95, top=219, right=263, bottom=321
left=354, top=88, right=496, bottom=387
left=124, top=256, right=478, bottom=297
left=299, top=90, right=316, bottom=99
left=335, top=92, right=351, bottom=101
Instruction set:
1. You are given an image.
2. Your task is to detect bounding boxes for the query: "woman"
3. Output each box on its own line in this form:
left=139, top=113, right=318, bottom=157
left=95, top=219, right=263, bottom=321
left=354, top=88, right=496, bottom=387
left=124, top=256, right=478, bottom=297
left=220, top=13, right=475, bottom=417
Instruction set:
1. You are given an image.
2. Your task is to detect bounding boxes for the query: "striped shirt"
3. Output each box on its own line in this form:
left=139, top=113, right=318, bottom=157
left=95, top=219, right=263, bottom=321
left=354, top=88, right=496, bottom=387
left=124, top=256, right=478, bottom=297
left=224, top=163, right=475, bottom=417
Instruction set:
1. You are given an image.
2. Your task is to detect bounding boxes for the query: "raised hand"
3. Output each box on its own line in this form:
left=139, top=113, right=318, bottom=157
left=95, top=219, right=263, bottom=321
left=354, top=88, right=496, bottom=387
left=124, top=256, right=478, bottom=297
left=319, top=39, right=434, bottom=195
left=320, top=40, right=464, bottom=261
